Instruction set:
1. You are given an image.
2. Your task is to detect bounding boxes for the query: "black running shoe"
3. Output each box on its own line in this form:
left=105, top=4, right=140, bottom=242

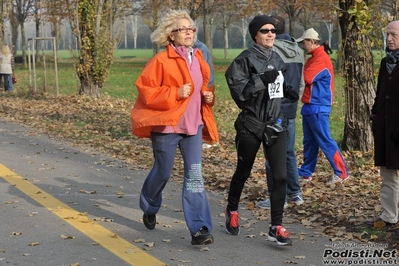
left=267, top=226, right=292, bottom=246
left=191, top=227, right=214, bottom=245
left=143, top=213, right=156, bottom=230
left=225, top=209, right=240, bottom=235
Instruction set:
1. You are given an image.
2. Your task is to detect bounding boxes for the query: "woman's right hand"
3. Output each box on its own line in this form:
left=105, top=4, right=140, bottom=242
left=259, top=69, right=279, bottom=85
left=178, top=83, right=191, bottom=99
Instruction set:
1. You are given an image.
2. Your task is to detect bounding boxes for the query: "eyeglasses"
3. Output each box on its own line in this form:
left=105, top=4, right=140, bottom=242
left=171, top=27, right=197, bottom=33
left=259, top=28, right=276, bottom=34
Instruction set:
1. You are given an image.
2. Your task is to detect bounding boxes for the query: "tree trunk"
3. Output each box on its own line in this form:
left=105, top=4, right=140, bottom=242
left=21, top=24, right=27, bottom=67
left=335, top=13, right=343, bottom=72
left=10, top=11, right=18, bottom=54
left=203, top=0, right=212, bottom=50
left=132, top=15, right=138, bottom=49
left=35, top=0, right=40, bottom=63
left=51, top=19, right=61, bottom=52
left=152, top=43, right=159, bottom=55
left=79, top=74, right=101, bottom=98
left=0, top=0, right=3, bottom=42
left=339, top=0, right=375, bottom=152
left=223, top=27, right=228, bottom=60
left=70, top=0, right=116, bottom=98
left=241, top=19, right=247, bottom=49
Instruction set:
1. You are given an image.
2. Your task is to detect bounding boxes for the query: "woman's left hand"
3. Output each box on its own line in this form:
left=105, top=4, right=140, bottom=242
left=203, top=91, right=214, bottom=103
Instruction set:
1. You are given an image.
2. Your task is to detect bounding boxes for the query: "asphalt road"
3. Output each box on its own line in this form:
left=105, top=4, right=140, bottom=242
left=0, top=120, right=355, bottom=266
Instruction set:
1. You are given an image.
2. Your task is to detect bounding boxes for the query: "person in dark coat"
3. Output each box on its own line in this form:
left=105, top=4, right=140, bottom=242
left=224, top=14, right=299, bottom=246
left=368, top=20, right=399, bottom=228
left=257, top=15, right=305, bottom=209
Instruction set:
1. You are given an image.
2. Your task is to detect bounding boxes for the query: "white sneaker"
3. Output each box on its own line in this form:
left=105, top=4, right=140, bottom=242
left=326, top=175, right=349, bottom=185
left=288, top=195, right=304, bottom=205
left=202, top=142, right=219, bottom=149
left=257, top=198, right=288, bottom=209
left=299, top=176, right=312, bottom=182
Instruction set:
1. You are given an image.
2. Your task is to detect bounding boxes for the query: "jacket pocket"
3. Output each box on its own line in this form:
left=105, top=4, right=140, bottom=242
left=242, top=115, right=278, bottom=146
left=242, top=115, right=265, bottom=141
left=263, top=126, right=278, bottom=146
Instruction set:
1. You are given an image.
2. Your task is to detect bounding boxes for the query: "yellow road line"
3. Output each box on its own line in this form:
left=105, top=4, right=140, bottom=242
left=0, top=164, right=166, bottom=266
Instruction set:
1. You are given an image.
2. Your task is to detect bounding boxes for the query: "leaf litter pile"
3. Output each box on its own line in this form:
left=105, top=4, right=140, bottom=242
left=0, top=94, right=398, bottom=249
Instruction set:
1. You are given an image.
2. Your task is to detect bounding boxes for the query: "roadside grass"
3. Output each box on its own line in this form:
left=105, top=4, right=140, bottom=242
left=358, top=226, right=390, bottom=239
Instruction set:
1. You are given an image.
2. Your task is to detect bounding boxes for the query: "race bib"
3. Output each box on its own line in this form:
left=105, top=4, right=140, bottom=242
left=268, top=71, right=284, bottom=99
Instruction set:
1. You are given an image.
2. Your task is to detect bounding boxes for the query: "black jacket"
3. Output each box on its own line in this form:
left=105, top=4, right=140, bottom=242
left=225, top=45, right=286, bottom=139
left=371, top=57, right=399, bottom=169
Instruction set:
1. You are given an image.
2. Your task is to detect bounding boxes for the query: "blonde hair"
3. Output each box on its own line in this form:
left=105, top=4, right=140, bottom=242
left=151, top=9, right=196, bottom=46
left=1, top=44, right=10, bottom=55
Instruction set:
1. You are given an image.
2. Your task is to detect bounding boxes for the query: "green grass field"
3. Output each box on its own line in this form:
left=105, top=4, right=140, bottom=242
left=12, top=48, right=355, bottom=146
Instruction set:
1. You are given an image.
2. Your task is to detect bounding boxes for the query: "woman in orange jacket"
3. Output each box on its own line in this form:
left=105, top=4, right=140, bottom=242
left=130, top=9, right=219, bottom=246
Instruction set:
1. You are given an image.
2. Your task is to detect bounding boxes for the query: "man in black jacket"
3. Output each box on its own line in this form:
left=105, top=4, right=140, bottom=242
left=367, top=20, right=399, bottom=228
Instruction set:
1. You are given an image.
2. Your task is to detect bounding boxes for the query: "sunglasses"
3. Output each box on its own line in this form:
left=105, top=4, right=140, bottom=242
left=259, top=28, right=276, bottom=34
left=171, top=27, right=197, bottom=33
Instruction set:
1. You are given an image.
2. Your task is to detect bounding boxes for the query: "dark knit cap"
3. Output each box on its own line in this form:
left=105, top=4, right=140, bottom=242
left=271, top=15, right=285, bottom=35
left=249, top=15, right=276, bottom=42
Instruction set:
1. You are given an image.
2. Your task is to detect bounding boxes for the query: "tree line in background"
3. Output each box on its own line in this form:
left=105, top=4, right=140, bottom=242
left=1, top=0, right=399, bottom=151
left=1, top=1, right=395, bottom=60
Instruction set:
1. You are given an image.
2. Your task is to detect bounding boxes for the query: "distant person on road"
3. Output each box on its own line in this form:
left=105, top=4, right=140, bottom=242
left=257, top=15, right=305, bottom=210
left=367, top=20, right=399, bottom=228
left=296, top=28, right=349, bottom=185
left=323, top=40, right=333, bottom=54
left=0, top=44, right=14, bottom=92
left=130, top=9, right=219, bottom=245
left=224, top=14, right=299, bottom=246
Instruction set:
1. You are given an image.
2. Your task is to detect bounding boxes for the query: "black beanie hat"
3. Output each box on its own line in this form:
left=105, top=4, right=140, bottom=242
left=271, top=15, right=285, bottom=35
left=249, top=15, right=276, bottom=42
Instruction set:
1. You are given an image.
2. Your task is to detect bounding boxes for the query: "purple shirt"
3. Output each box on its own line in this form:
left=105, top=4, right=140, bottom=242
left=153, top=46, right=203, bottom=135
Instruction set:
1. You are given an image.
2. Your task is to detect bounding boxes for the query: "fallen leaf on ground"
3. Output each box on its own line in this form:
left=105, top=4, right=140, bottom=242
left=60, top=234, right=75, bottom=239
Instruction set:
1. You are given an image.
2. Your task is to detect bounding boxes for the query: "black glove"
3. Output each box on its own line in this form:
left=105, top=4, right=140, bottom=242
left=259, top=69, right=279, bottom=85
left=283, top=84, right=299, bottom=102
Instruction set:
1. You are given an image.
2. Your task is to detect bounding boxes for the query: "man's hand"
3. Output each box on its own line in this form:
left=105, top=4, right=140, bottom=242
left=283, top=85, right=299, bottom=102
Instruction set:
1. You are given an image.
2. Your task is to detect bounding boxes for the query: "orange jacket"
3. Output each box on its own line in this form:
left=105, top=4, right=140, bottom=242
left=131, top=45, right=219, bottom=144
